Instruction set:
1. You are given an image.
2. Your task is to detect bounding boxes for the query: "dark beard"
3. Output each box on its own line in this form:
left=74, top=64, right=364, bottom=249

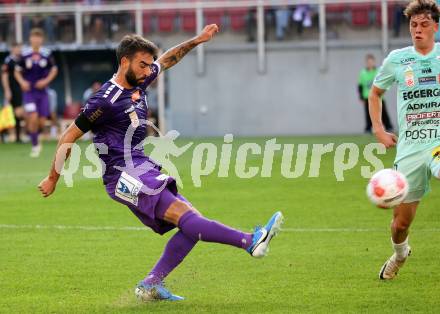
left=125, top=66, right=139, bottom=87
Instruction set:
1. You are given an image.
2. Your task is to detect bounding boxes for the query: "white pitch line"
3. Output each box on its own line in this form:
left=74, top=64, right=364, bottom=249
left=1, top=224, right=440, bottom=233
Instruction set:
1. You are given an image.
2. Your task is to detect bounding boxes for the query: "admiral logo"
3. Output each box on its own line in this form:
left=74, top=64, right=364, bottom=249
left=418, top=76, right=437, bottom=85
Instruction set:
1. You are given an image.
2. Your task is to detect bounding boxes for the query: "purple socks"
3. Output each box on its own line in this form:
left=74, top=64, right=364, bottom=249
left=29, top=132, right=39, bottom=147
left=178, top=211, right=253, bottom=249
left=144, top=211, right=253, bottom=285
left=143, top=231, right=197, bottom=285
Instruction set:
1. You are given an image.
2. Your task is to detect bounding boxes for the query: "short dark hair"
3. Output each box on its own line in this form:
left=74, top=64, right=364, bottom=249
left=116, top=34, right=159, bottom=65
left=366, top=53, right=375, bottom=60
left=404, top=0, right=440, bottom=23
left=30, top=28, right=45, bottom=37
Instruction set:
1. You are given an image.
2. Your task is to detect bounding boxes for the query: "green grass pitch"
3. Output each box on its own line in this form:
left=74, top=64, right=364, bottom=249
left=1, top=136, right=440, bottom=313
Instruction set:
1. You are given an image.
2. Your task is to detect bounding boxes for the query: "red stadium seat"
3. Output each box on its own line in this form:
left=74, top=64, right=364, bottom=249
left=227, top=8, right=247, bottom=31
left=325, top=4, right=348, bottom=23
left=63, top=103, right=82, bottom=120
left=205, top=8, right=224, bottom=27
left=157, top=9, right=176, bottom=32
left=143, top=11, right=153, bottom=35
left=326, top=4, right=347, bottom=14
left=350, top=4, right=371, bottom=27
left=141, top=0, right=155, bottom=34
left=180, top=9, right=196, bottom=32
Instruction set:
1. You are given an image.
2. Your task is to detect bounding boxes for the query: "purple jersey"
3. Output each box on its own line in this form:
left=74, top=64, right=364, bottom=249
left=82, top=61, right=161, bottom=185
left=16, top=47, right=56, bottom=91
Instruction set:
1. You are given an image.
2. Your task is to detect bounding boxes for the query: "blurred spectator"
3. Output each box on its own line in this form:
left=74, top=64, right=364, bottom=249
left=275, top=6, right=291, bottom=40
left=357, top=54, right=393, bottom=133
left=83, top=81, right=102, bottom=104
left=292, top=4, right=314, bottom=35
left=246, top=8, right=257, bottom=42
left=23, top=1, right=56, bottom=43
left=83, top=0, right=108, bottom=43
left=1, top=42, right=24, bottom=143
left=392, top=3, right=406, bottom=38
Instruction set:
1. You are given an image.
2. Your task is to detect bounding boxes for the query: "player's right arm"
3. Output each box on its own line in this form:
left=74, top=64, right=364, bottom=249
left=369, top=85, right=397, bottom=148
left=38, top=123, right=84, bottom=197
left=369, top=51, right=398, bottom=148
left=14, top=64, right=30, bottom=92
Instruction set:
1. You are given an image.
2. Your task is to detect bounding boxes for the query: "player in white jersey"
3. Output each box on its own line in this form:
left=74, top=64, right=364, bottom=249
left=369, top=0, right=440, bottom=280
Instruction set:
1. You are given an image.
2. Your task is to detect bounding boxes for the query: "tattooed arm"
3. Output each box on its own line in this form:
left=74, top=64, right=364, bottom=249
left=158, top=24, right=219, bottom=72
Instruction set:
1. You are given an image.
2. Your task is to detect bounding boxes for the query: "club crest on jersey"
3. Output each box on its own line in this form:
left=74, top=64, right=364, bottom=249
left=39, top=58, right=47, bottom=68
left=404, top=66, right=415, bottom=87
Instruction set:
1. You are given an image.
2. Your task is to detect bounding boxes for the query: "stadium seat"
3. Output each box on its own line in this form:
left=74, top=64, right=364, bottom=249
left=180, top=9, right=196, bottom=32
left=157, top=9, right=176, bottom=32
left=227, top=8, right=247, bottom=31
left=350, top=4, right=371, bottom=27
left=143, top=11, right=154, bottom=35
left=204, top=8, right=224, bottom=28
left=180, top=8, right=224, bottom=32
left=325, top=4, right=348, bottom=23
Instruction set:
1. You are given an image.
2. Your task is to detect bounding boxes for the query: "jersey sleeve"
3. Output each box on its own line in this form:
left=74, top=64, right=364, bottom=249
left=75, top=95, right=110, bottom=133
left=373, top=53, right=396, bottom=91
left=140, top=61, right=161, bottom=90
left=15, top=56, right=24, bottom=72
left=47, top=52, right=57, bottom=69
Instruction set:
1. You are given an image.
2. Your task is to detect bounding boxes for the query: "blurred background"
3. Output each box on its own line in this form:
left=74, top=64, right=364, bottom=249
left=0, top=0, right=411, bottom=140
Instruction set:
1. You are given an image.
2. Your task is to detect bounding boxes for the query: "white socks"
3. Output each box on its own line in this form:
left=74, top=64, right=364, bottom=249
left=392, top=237, right=410, bottom=261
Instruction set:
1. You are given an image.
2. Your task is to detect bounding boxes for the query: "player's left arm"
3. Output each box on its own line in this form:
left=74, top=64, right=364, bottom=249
left=35, top=66, right=58, bottom=89
left=158, top=24, right=218, bottom=72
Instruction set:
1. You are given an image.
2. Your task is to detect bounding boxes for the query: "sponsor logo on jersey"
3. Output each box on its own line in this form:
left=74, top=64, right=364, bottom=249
left=406, top=101, right=440, bottom=110
left=421, top=60, right=431, bottom=67
left=406, top=111, right=440, bottom=122
left=421, top=68, right=432, bottom=74
left=405, top=128, right=440, bottom=140
left=418, top=76, right=437, bottom=85
left=88, top=107, right=103, bottom=123
left=402, top=88, right=440, bottom=100
left=400, top=57, right=416, bottom=65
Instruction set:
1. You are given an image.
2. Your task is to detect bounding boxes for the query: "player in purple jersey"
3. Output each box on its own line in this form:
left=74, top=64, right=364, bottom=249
left=38, top=24, right=284, bottom=301
left=14, top=28, right=58, bottom=157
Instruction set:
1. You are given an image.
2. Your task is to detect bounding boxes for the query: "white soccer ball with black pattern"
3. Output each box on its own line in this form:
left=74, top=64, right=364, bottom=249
left=367, top=169, right=409, bottom=209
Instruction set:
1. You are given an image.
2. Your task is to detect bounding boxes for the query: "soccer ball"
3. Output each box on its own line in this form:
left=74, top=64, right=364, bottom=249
left=366, top=169, right=409, bottom=209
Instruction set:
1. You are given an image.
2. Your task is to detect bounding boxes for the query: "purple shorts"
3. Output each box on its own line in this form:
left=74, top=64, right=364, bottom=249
left=106, top=168, right=192, bottom=235
left=23, top=91, right=50, bottom=118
